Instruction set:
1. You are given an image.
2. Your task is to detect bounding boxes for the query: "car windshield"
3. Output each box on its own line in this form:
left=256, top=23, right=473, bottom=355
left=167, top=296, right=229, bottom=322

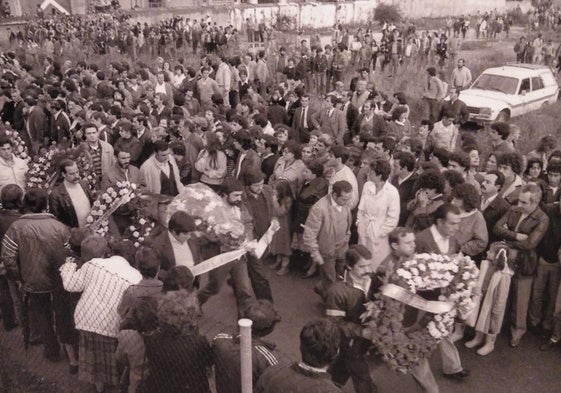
left=471, top=74, right=519, bottom=95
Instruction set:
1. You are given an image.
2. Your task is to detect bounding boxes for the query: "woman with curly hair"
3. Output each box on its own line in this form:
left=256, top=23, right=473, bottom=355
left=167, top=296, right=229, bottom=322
left=138, top=291, right=213, bottom=393
left=405, top=170, right=446, bottom=231
left=497, top=152, right=525, bottom=204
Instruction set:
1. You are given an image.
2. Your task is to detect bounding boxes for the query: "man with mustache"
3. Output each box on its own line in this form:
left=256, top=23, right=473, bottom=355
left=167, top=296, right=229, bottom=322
left=324, top=244, right=379, bottom=393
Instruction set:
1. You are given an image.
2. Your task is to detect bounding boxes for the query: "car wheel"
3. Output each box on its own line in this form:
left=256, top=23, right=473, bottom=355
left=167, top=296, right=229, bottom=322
left=496, top=110, right=510, bottom=122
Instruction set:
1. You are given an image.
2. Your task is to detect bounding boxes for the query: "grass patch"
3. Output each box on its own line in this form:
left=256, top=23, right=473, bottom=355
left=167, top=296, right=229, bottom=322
left=512, top=102, right=561, bottom=153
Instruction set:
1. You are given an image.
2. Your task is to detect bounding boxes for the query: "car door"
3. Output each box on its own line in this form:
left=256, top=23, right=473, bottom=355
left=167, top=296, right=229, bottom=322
left=539, top=71, right=559, bottom=104
left=511, top=77, right=529, bottom=117
left=528, top=76, right=546, bottom=111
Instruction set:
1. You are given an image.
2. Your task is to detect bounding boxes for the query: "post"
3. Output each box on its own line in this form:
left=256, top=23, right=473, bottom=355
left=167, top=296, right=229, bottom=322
left=238, top=318, right=253, bottom=393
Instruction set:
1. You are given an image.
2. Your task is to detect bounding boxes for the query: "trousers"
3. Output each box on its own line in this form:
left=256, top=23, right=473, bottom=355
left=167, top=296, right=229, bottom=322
left=27, top=292, right=60, bottom=359
left=529, top=259, right=560, bottom=330
left=0, top=275, right=16, bottom=330
left=510, top=276, right=534, bottom=341
left=197, top=258, right=254, bottom=316
left=439, top=336, right=462, bottom=375
left=331, top=351, right=376, bottom=393
left=411, top=358, right=440, bottom=393
left=316, top=256, right=345, bottom=298
left=246, top=254, right=273, bottom=302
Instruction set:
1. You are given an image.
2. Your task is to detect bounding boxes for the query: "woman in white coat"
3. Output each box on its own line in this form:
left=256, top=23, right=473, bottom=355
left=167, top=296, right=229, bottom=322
left=357, top=159, right=400, bottom=270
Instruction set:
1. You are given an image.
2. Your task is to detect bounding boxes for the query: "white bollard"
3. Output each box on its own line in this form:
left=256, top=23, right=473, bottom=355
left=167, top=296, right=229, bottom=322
left=238, top=318, right=253, bottom=393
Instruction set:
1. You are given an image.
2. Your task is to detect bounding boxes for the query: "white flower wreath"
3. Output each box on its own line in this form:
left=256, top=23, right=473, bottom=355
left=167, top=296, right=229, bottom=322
left=362, top=253, right=479, bottom=373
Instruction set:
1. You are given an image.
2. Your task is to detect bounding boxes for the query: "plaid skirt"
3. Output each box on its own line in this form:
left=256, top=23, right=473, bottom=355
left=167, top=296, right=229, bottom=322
left=79, top=330, right=120, bottom=386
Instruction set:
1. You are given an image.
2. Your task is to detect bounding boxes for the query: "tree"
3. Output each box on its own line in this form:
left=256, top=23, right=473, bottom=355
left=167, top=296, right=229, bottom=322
left=374, top=3, right=402, bottom=24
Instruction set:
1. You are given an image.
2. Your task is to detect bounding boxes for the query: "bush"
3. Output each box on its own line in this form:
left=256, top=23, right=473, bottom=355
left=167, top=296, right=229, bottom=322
left=507, top=8, right=529, bottom=26
left=374, top=3, right=402, bottom=24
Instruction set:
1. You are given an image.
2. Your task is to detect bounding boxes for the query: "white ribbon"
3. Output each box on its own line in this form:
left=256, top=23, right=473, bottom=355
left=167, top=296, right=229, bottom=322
left=381, top=283, right=456, bottom=314
left=190, top=221, right=279, bottom=277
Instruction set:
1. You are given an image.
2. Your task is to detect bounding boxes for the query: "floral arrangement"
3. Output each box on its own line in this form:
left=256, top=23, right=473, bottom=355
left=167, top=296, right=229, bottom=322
left=361, top=253, right=479, bottom=373
left=1, top=128, right=29, bottom=162
left=86, top=181, right=155, bottom=246
left=25, top=146, right=97, bottom=192
left=167, top=183, right=246, bottom=251
left=25, top=148, right=58, bottom=190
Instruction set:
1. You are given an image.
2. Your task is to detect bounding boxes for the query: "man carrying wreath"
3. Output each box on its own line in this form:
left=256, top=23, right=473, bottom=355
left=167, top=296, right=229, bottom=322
left=415, top=203, right=470, bottom=381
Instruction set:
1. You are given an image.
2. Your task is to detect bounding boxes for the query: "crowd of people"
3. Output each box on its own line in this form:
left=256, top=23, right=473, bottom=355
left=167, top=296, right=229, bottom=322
left=0, top=4, right=561, bottom=393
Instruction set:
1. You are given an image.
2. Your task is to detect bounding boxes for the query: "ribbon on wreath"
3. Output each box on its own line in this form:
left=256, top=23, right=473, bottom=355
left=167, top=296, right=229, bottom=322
left=189, top=220, right=280, bottom=277
left=381, top=283, right=456, bottom=314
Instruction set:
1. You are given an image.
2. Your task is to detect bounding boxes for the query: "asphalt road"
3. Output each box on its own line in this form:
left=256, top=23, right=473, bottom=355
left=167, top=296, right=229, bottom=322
left=1, top=264, right=561, bottom=393
left=203, top=265, right=561, bottom=393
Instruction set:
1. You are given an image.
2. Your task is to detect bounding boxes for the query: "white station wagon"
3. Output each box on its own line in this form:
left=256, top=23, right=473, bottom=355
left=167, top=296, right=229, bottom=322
left=458, top=64, right=559, bottom=123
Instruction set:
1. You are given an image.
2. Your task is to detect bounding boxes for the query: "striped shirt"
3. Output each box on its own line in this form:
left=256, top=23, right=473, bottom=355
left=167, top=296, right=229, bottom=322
left=87, top=143, right=102, bottom=179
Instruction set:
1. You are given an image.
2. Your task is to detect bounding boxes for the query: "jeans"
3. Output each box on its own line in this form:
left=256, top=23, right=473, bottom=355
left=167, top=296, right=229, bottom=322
left=529, top=259, right=560, bottom=330
left=246, top=254, right=273, bottom=302
left=197, top=258, right=254, bottom=316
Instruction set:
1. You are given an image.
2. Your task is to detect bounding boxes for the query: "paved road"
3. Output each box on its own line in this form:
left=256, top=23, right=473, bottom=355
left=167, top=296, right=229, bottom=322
left=1, top=263, right=561, bottom=393
left=204, top=266, right=561, bottom=393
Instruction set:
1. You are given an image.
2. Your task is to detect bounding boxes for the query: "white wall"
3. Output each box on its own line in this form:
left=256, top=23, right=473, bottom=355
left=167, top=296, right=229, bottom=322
left=17, top=0, right=507, bottom=24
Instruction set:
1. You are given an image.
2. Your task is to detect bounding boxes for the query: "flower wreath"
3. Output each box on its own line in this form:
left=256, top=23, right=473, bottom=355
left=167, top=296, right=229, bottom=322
left=86, top=181, right=155, bottom=246
left=167, top=183, right=246, bottom=251
left=1, top=128, right=30, bottom=162
left=25, top=147, right=97, bottom=191
left=25, top=148, right=58, bottom=190
left=362, top=253, right=479, bottom=373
